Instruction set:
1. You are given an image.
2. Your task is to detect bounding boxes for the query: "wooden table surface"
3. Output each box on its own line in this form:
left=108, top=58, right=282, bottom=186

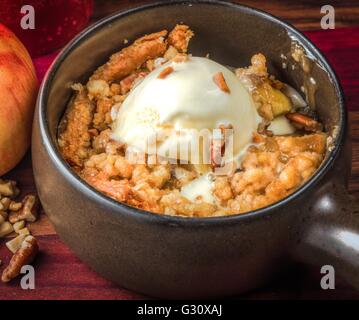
left=1, top=0, right=359, bottom=300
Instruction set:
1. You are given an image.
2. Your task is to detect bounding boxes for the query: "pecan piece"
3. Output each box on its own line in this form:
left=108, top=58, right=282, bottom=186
left=213, top=72, right=230, bottom=93
left=158, top=66, right=174, bottom=79
left=1, top=235, right=39, bottom=283
left=9, top=195, right=39, bottom=224
left=257, top=121, right=274, bottom=137
left=286, top=112, right=322, bottom=132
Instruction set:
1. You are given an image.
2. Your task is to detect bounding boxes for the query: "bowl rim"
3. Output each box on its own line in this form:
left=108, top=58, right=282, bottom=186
left=37, top=0, right=346, bottom=226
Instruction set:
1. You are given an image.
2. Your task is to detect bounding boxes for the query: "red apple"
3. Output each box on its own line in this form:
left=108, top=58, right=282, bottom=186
left=0, top=24, right=38, bottom=176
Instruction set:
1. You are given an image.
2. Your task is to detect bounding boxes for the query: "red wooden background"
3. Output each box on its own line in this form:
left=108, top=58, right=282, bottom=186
left=1, top=0, right=359, bottom=300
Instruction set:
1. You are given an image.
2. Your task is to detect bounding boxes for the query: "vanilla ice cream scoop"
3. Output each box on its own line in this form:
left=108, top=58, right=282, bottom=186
left=112, top=56, right=261, bottom=163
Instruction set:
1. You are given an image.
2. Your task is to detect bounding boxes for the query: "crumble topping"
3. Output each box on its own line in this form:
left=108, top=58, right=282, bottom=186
left=58, top=25, right=327, bottom=217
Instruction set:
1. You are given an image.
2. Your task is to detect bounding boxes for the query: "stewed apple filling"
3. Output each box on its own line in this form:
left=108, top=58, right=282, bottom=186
left=58, top=25, right=327, bottom=217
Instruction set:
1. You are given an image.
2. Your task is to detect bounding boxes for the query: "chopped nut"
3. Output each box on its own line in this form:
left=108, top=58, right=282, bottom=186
left=9, top=195, right=39, bottom=224
left=1, top=197, right=11, bottom=210
left=17, top=228, right=30, bottom=236
left=0, top=180, right=15, bottom=197
left=0, top=222, right=14, bottom=237
left=213, top=72, right=230, bottom=93
left=252, top=132, right=266, bottom=144
left=9, top=201, right=22, bottom=212
left=1, top=235, right=39, bottom=283
left=158, top=66, right=174, bottom=79
left=6, top=234, right=26, bottom=254
left=0, top=215, right=5, bottom=225
left=286, top=112, right=322, bottom=132
left=257, top=119, right=275, bottom=137
left=263, top=129, right=274, bottom=137
left=13, top=221, right=25, bottom=233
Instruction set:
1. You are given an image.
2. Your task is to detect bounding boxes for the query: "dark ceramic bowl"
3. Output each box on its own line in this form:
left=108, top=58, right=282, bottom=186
left=32, top=0, right=359, bottom=298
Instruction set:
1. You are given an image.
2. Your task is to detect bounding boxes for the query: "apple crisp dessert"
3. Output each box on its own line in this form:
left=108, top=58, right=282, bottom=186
left=58, top=25, right=327, bottom=217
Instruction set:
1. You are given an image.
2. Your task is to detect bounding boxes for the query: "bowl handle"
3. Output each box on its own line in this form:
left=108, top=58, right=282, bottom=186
left=292, top=182, right=359, bottom=290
